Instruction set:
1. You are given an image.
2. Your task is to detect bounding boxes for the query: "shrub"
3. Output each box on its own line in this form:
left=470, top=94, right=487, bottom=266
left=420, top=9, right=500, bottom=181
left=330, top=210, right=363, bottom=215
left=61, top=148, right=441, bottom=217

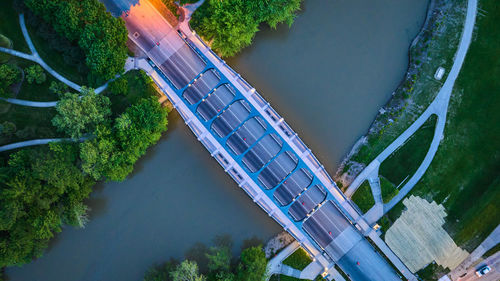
left=25, top=64, right=46, bottom=84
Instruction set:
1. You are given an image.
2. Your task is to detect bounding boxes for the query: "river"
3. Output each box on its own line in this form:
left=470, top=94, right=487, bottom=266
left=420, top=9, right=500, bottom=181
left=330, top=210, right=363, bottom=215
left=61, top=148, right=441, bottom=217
left=6, top=0, right=428, bottom=280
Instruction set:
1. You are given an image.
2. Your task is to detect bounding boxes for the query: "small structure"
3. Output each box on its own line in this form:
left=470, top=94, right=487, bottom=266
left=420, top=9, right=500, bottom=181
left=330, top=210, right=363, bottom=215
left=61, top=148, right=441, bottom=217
left=434, top=67, right=445, bottom=80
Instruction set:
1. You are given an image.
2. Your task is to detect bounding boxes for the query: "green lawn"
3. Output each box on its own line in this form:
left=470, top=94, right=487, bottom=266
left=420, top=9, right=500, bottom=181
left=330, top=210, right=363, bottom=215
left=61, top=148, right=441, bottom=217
left=282, top=248, right=312, bottom=271
left=0, top=102, right=61, bottom=146
left=0, top=0, right=29, bottom=53
left=380, top=176, right=398, bottom=204
left=351, top=0, right=467, bottom=166
left=415, top=262, right=447, bottom=281
left=379, top=115, right=437, bottom=187
left=386, top=0, right=500, bottom=251
left=26, top=22, right=87, bottom=86
left=351, top=181, right=375, bottom=213
left=482, top=243, right=500, bottom=258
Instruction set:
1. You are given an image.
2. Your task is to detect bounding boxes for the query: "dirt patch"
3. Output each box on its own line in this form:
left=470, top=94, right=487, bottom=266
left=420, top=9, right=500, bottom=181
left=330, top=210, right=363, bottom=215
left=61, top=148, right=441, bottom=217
left=385, top=195, right=468, bottom=272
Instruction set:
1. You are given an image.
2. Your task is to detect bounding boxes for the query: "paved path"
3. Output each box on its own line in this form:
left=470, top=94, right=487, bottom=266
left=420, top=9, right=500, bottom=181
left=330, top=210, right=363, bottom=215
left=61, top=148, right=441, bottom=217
left=448, top=225, right=500, bottom=280
left=345, top=0, right=477, bottom=223
left=0, top=138, right=72, bottom=152
left=0, top=14, right=116, bottom=107
left=265, top=241, right=299, bottom=280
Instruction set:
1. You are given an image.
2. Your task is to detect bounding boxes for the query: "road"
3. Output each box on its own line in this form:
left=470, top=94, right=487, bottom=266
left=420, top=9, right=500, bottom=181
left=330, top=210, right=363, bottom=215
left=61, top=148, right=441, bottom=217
left=456, top=252, right=500, bottom=281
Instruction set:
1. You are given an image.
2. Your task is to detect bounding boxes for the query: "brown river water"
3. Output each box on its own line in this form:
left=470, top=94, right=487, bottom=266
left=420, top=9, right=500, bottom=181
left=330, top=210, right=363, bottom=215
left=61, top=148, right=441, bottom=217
left=7, top=0, right=428, bottom=280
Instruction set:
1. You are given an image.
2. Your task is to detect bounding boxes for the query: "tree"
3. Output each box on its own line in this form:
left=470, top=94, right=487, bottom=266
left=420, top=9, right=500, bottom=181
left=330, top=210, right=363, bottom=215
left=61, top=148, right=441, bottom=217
left=52, top=87, right=111, bottom=139
left=0, top=121, right=17, bottom=137
left=49, top=81, right=69, bottom=95
left=25, top=64, right=46, bottom=84
left=24, top=0, right=129, bottom=82
left=0, top=143, right=94, bottom=267
left=191, top=0, right=302, bottom=57
left=170, top=260, right=205, bottom=281
left=236, top=247, right=267, bottom=281
left=0, top=63, right=21, bottom=97
left=108, top=76, right=128, bottom=95
left=79, top=124, right=115, bottom=180
left=144, top=259, right=179, bottom=281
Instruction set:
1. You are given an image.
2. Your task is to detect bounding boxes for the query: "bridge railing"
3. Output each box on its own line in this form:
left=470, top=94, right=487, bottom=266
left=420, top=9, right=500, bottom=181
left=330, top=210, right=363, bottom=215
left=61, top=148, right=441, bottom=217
left=187, top=31, right=359, bottom=223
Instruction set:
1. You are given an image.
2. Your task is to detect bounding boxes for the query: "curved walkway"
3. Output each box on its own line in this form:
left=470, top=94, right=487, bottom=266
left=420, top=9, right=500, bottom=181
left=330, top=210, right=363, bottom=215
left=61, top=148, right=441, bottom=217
left=0, top=14, right=113, bottom=107
left=346, top=0, right=477, bottom=224
left=0, top=138, right=71, bottom=152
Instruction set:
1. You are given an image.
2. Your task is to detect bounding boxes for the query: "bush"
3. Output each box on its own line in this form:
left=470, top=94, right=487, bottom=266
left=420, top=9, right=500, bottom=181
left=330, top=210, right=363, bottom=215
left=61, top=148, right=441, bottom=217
left=0, top=121, right=16, bottom=137
left=0, top=63, right=21, bottom=97
left=49, top=81, right=69, bottom=95
left=25, top=64, right=46, bottom=84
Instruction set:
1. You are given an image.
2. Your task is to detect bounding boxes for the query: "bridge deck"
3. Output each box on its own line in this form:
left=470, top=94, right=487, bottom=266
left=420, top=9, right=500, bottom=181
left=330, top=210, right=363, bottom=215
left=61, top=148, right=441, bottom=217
left=121, top=1, right=406, bottom=280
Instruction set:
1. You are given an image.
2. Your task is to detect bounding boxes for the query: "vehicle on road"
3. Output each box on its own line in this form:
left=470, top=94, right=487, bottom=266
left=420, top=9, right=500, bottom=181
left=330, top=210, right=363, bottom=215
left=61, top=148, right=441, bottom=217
left=475, top=265, right=491, bottom=277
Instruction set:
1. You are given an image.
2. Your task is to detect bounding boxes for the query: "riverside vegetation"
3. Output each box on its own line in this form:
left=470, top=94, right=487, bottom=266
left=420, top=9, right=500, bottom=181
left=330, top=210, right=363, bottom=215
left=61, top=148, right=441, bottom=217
left=0, top=0, right=170, bottom=269
left=191, top=0, right=302, bottom=57
left=143, top=236, right=268, bottom=281
left=344, top=0, right=500, bottom=278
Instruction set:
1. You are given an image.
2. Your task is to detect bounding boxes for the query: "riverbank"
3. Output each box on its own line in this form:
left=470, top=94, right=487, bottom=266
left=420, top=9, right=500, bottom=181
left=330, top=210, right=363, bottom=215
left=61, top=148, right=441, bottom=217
left=336, top=0, right=467, bottom=186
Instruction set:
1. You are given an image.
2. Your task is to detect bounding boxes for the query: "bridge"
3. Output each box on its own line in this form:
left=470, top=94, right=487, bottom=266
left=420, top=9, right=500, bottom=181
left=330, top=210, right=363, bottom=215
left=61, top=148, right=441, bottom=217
left=116, top=1, right=413, bottom=280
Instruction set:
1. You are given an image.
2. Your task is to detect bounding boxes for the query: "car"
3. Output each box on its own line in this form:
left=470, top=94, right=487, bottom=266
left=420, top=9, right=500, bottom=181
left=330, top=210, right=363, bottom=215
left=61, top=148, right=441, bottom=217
left=475, top=265, right=491, bottom=277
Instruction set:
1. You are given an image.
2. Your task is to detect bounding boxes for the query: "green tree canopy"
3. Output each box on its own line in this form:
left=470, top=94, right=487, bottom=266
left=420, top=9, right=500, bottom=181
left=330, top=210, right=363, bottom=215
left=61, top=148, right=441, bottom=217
left=170, top=260, right=205, bottom=281
left=0, top=143, right=94, bottom=267
left=108, top=76, right=129, bottom=96
left=236, top=246, right=267, bottom=281
left=191, top=0, right=301, bottom=57
left=24, top=64, right=46, bottom=84
left=24, top=0, right=128, bottom=81
left=52, top=87, right=111, bottom=139
left=80, top=97, right=168, bottom=182
left=0, top=63, right=21, bottom=97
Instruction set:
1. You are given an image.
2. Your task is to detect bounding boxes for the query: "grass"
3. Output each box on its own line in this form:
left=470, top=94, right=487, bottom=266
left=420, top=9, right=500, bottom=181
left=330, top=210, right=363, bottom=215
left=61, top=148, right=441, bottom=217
left=380, top=176, right=398, bottom=204
left=282, top=248, right=312, bottom=271
left=379, top=114, right=437, bottom=186
left=13, top=59, right=60, bottom=101
left=0, top=102, right=61, bottom=146
left=482, top=243, right=500, bottom=259
left=383, top=0, right=500, bottom=253
left=26, top=21, right=87, bottom=86
left=349, top=0, right=467, bottom=166
left=0, top=0, right=29, bottom=53
left=415, top=262, right=447, bottom=281
left=106, top=70, right=161, bottom=117
left=351, top=181, right=375, bottom=213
